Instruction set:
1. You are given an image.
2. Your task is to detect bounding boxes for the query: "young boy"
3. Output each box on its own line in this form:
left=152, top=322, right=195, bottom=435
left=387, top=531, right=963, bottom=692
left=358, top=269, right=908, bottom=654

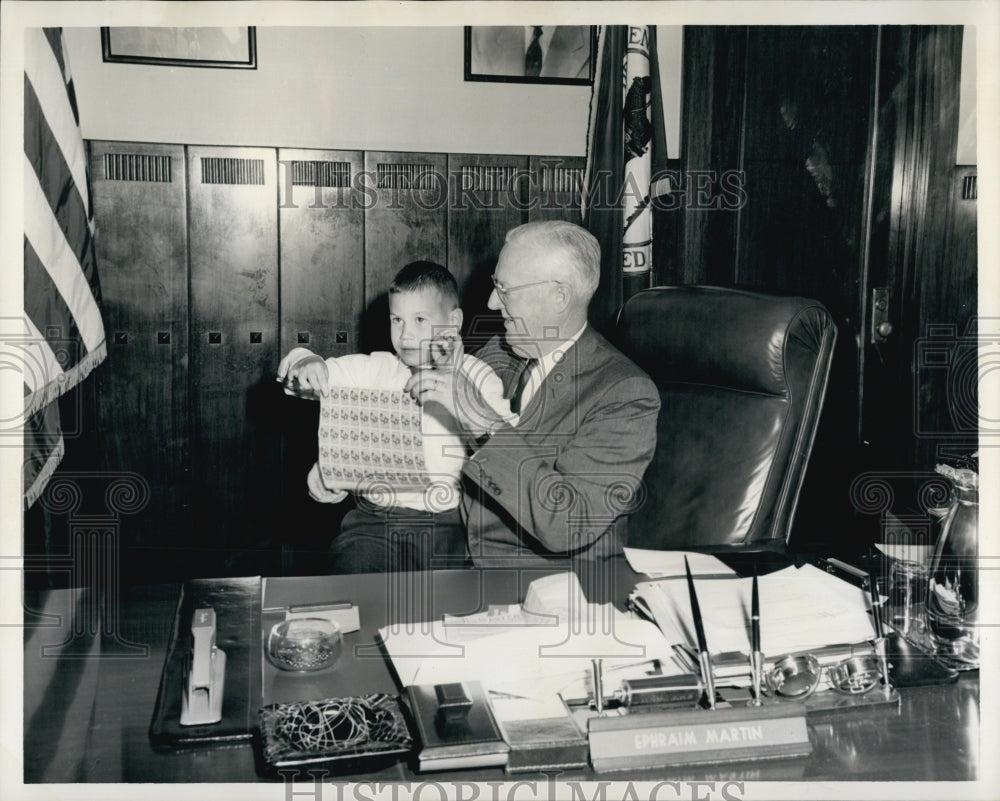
left=277, top=261, right=511, bottom=573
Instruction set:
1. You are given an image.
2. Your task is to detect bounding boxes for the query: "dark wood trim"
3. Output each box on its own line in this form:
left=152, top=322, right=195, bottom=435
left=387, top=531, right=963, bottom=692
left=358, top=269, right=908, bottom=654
left=679, top=26, right=747, bottom=286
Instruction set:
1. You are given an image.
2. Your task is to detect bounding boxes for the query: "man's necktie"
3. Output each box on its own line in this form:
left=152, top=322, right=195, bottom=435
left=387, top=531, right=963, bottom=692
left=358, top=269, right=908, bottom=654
left=510, top=358, right=536, bottom=415
left=524, top=27, right=543, bottom=77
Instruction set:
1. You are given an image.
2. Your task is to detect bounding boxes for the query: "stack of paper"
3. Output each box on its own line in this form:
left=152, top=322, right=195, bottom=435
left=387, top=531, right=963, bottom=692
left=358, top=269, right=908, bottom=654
left=630, top=563, right=877, bottom=657
left=623, top=548, right=738, bottom=578
left=379, top=572, right=683, bottom=702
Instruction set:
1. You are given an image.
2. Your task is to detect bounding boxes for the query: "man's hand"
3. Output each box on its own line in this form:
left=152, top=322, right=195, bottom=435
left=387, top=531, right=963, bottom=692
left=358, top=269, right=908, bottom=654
left=404, top=362, right=506, bottom=437
left=406, top=328, right=480, bottom=429
left=307, top=463, right=348, bottom=504
left=428, top=328, right=463, bottom=371
left=277, top=353, right=329, bottom=396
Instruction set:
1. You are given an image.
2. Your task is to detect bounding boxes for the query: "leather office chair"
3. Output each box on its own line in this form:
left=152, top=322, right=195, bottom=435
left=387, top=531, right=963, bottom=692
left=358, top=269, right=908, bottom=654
left=613, top=286, right=837, bottom=551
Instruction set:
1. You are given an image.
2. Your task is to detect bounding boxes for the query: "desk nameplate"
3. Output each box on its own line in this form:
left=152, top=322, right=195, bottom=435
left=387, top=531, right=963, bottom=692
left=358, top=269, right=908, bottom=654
left=587, top=703, right=811, bottom=772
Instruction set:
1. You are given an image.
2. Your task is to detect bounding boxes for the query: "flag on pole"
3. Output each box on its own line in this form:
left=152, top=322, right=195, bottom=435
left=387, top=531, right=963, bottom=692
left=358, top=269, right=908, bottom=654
left=583, top=25, right=668, bottom=329
left=22, top=27, right=106, bottom=507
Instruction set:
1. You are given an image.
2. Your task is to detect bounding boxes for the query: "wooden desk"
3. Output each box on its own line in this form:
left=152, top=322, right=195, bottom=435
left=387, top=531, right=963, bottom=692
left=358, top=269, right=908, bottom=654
left=22, top=565, right=979, bottom=784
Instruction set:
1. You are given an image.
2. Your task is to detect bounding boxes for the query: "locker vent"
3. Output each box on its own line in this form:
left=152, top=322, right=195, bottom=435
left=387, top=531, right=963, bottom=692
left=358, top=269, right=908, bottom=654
left=962, top=174, right=977, bottom=200
left=376, top=163, right=439, bottom=190
left=292, top=160, right=351, bottom=187
left=540, top=165, right=584, bottom=194
left=201, top=157, right=265, bottom=185
left=459, top=165, right=520, bottom=192
left=103, top=153, right=172, bottom=182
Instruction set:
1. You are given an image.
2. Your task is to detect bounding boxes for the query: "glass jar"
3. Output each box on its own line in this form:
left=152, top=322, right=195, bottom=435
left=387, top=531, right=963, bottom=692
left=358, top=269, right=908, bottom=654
left=888, top=558, right=929, bottom=640
left=926, top=482, right=979, bottom=668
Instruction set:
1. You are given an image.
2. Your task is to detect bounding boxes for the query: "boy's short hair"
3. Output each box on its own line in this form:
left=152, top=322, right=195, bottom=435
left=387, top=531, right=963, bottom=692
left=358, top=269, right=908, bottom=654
left=389, top=261, right=459, bottom=310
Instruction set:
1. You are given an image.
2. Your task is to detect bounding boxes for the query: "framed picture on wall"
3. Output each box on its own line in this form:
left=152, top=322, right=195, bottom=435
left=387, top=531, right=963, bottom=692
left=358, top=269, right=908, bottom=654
left=101, top=27, right=257, bottom=69
left=465, top=26, right=596, bottom=85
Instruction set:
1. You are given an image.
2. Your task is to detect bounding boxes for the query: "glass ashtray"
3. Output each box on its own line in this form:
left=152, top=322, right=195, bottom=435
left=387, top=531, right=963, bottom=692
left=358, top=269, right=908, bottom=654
left=267, top=618, right=343, bottom=672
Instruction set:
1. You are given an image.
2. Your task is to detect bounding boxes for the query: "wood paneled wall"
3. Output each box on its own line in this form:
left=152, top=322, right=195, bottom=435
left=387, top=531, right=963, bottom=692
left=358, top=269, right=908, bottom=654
left=86, top=142, right=585, bottom=581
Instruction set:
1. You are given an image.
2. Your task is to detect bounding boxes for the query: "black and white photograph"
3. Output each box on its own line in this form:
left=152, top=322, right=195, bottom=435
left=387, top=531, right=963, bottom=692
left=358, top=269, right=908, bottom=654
left=101, top=26, right=257, bottom=69
left=465, top=25, right=596, bottom=84
left=2, top=1, right=996, bottom=799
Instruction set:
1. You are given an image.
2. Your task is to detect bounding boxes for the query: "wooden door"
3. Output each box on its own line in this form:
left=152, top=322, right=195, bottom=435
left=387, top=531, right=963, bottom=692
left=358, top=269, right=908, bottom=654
left=187, top=145, right=280, bottom=575
left=88, top=141, right=190, bottom=578
left=276, top=148, right=365, bottom=568
left=278, top=148, right=366, bottom=360
left=863, top=27, right=971, bottom=472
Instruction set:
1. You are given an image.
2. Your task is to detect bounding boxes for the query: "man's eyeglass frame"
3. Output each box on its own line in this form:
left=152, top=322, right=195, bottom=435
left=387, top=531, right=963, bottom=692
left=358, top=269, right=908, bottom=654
left=490, top=275, right=562, bottom=300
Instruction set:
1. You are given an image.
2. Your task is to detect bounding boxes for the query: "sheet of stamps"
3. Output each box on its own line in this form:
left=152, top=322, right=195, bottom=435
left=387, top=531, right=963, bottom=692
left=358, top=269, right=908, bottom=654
left=318, top=386, right=431, bottom=491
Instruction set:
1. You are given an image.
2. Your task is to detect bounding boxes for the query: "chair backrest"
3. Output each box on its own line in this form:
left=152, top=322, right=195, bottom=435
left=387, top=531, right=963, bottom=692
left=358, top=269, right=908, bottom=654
left=613, top=286, right=837, bottom=551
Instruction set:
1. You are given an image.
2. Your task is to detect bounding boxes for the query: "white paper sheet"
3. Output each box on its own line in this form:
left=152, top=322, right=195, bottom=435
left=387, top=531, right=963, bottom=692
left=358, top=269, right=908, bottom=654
left=876, top=542, right=934, bottom=567
left=632, top=563, right=877, bottom=656
left=623, top=548, right=738, bottom=578
left=489, top=694, right=573, bottom=722
left=284, top=605, right=360, bottom=634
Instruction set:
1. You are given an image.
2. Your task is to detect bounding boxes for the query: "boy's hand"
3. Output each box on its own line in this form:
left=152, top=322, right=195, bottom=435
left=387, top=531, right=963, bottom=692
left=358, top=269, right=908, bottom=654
left=279, top=354, right=329, bottom=396
left=307, top=463, right=348, bottom=503
left=428, top=328, right=463, bottom=371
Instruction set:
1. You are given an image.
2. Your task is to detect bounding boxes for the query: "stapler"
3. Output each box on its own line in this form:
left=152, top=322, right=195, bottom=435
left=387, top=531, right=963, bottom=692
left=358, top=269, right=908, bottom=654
left=180, top=607, right=226, bottom=726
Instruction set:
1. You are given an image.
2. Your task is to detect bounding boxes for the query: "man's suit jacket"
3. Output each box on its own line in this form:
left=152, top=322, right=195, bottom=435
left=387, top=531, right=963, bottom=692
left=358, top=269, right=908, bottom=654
left=470, top=26, right=592, bottom=80
left=461, top=327, right=660, bottom=567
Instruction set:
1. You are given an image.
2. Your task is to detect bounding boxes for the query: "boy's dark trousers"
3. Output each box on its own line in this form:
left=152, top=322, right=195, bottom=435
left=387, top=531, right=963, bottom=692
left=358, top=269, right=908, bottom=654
left=328, top=506, right=469, bottom=573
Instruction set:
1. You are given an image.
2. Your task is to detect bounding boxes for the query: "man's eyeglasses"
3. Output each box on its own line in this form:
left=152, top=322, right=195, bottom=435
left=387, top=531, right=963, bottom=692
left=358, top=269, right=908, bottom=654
left=490, top=275, right=560, bottom=300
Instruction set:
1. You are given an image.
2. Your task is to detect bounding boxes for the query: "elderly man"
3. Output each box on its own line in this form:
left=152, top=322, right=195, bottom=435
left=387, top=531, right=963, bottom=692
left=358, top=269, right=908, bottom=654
left=407, top=221, right=660, bottom=567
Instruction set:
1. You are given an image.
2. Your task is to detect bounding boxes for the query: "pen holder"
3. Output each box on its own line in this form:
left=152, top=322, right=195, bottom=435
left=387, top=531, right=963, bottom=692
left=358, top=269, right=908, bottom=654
left=267, top=618, right=343, bottom=672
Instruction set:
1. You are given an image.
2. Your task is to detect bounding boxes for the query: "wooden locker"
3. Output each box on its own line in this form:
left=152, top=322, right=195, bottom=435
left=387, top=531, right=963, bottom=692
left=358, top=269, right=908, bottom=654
left=362, top=151, right=447, bottom=353
left=447, top=153, right=528, bottom=344
left=276, top=149, right=365, bottom=568
left=278, top=148, right=365, bottom=359
left=88, top=140, right=190, bottom=577
left=187, top=145, right=280, bottom=575
left=527, top=155, right=585, bottom=224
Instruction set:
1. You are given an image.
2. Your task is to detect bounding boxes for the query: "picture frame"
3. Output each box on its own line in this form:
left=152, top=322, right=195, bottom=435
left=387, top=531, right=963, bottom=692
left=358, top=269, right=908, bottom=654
left=464, top=26, right=596, bottom=86
left=101, top=27, right=257, bottom=69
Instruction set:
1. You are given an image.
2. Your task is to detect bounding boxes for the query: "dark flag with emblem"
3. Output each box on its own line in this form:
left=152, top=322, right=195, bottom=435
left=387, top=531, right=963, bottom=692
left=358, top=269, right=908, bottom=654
left=582, top=25, right=668, bottom=329
left=22, top=28, right=106, bottom=507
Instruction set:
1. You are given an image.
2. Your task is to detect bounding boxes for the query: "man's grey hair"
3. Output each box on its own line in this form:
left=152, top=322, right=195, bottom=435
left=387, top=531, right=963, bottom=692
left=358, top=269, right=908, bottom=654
left=504, top=221, right=601, bottom=299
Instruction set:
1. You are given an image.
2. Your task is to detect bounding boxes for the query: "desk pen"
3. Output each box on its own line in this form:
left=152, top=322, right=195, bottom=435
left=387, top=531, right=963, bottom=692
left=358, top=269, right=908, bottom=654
left=591, top=658, right=605, bottom=714
left=684, top=557, right=716, bottom=710
left=750, top=567, right=763, bottom=706
left=867, top=564, right=891, bottom=698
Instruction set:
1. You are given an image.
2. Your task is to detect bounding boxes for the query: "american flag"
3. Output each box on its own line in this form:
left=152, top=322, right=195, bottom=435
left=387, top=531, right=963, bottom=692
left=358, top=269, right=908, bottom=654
left=22, top=27, right=106, bottom=507
left=583, top=25, right=668, bottom=328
